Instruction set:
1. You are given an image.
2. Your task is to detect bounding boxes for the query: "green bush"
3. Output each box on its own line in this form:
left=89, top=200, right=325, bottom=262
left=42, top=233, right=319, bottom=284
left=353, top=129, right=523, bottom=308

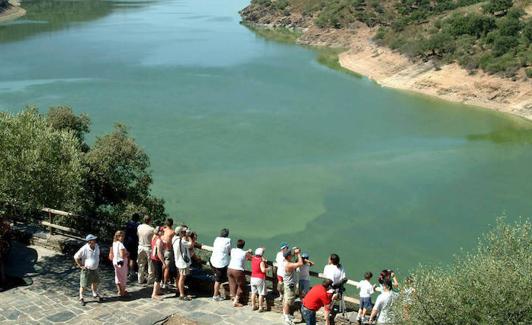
left=392, top=218, right=532, bottom=324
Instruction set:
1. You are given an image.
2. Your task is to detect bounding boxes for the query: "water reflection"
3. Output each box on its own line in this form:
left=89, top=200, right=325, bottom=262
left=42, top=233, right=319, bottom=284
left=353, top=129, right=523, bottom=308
left=468, top=127, right=532, bottom=144
left=0, top=0, right=153, bottom=43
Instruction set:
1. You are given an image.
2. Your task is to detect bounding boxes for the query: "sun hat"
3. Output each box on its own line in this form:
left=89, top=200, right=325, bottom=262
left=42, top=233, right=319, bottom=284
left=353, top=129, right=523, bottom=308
left=280, top=242, right=289, bottom=250
left=85, top=234, right=97, bottom=241
left=283, top=249, right=292, bottom=258
left=255, top=247, right=264, bottom=256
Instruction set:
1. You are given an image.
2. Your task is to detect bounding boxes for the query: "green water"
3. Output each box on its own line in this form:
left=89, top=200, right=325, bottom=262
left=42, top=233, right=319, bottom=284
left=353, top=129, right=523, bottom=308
left=2, top=0, right=532, bottom=280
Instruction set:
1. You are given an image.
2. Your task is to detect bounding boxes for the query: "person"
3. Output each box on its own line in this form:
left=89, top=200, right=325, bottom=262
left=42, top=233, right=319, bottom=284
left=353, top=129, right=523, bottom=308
left=210, top=228, right=231, bottom=301
left=377, top=269, right=399, bottom=292
left=137, top=215, right=154, bottom=284
left=250, top=247, right=269, bottom=312
left=356, top=271, right=376, bottom=323
left=188, top=231, right=200, bottom=264
left=368, top=280, right=397, bottom=324
left=228, top=239, right=252, bottom=307
left=275, top=242, right=289, bottom=301
left=301, top=279, right=337, bottom=325
left=110, top=230, right=129, bottom=297
left=298, top=253, right=314, bottom=299
left=150, top=226, right=165, bottom=300
left=283, top=247, right=304, bottom=325
left=161, top=218, right=176, bottom=289
left=173, top=225, right=192, bottom=301
left=74, top=234, right=102, bottom=306
left=124, top=213, right=140, bottom=280
left=322, top=254, right=347, bottom=288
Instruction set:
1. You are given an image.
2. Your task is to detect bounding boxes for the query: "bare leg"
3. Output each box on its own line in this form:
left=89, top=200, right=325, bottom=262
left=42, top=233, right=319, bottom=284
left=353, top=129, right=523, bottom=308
left=152, top=282, right=162, bottom=299
left=79, top=286, right=84, bottom=300
left=91, top=283, right=98, bottom=297
left=178, top=274, right=186, bottom=297
left=251, top=293, right=256, bottom=309
left=213, top=281, right=221, bottom=297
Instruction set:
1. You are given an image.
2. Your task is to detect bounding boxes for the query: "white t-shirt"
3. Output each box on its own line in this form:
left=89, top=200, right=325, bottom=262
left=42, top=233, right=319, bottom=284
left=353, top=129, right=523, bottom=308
left=112, top=241, right=126, bottom=265
left=173, top=236, right=191, bottom=269
left=298, top=264, right=310, bottom=281
left=209, top=237, right=231, bottom=268
left=358, top=279, right=374, bottom=298
left=275, top=251, right=285, bottom=277
left=323, top=264, right=346, bottom=286
left=74, top=243, right=100, bottom=270
left=228, top=248, right=247, bottom=271
left=137, top=223, right=154, bottom=247
left=374, top=291, right=397, bottom=324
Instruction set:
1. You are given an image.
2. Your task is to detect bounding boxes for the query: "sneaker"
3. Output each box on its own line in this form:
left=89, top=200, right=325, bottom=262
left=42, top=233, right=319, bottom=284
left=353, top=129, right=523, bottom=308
left=93, top=295, right=102, bottom=303
left=161, top=283, right=166, bottom=289
left=79, top=298, right=86, bottom=306
left=178, top=296, right=192, bottom=301
left=212, top=295, right=224, bottom=302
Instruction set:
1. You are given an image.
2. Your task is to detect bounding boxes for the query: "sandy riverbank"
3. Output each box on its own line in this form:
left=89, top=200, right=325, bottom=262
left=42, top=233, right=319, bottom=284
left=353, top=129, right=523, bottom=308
left=336, top=26, right=532, bottom=121
left=0, top=1, right=26, bottom=23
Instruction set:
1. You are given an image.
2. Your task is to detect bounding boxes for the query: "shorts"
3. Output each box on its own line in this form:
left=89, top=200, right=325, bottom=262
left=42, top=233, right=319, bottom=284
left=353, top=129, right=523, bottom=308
left=360, top=296, right=373, bottom=309
left=125, top=243, right=138, bottom=261
left=210, top=262, right=228, bottom=283
left=283, top=283, right=296, bottom=305
left=80, top=268, right=100, bottom=288
left=299, top=279, right=310, bottom=296
left=178, top=267, right=190, bottom=276
left=250, top=277, right=266, bottom=296
left=152, top=259, right=163, bottom=283
left=163, top=249, right=174, bottom=267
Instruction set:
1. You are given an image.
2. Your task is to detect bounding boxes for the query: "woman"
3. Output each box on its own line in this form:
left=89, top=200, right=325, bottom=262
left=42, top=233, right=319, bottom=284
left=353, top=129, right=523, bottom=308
left=150, top=226, right=165, bottom=300
left=173, top=226, right=192, bottom=301
left=111, top=230, right=129, bottom=297
left=228, top=239, right=252, bottom=307
left=250, top=247, right=269, bottom=312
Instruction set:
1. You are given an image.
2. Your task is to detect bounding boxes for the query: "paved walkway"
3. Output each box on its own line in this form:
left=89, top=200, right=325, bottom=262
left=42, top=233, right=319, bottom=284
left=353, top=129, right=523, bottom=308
left=0, top=244, right=284, bottom=325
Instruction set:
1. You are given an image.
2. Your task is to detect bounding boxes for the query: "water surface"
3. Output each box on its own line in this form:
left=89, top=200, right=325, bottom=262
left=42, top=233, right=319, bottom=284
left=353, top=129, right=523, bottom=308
left=1, top=0, right=532, bottom=280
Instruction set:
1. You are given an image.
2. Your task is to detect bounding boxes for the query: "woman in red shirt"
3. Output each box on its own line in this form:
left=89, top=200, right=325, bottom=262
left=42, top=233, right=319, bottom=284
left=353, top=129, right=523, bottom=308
left=250, top=247, right=269, bottom=311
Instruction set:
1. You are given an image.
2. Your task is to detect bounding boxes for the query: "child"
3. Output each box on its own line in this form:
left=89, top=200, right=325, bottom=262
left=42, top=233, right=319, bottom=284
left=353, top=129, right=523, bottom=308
left=357, top=271, right=376, bottom=323
left=297, top=253, right=314, bottom=299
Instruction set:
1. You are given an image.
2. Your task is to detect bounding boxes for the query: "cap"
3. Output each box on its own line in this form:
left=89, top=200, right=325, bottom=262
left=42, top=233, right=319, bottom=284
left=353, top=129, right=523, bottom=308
left=255, top=247, right=264, bottom=256
left=280, top=242, right=289, bottom=250
left=283, top=249, right=292, bottom=258
left=301, top=253, right=309, bottom=259
left=85, top=234, right=97, bottom=241
left=175, top=225, right=187, bottom=234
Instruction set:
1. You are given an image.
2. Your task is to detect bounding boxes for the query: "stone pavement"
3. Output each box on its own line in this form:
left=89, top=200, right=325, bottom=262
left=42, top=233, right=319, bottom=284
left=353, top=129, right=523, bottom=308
left=0, top=244, right=285, bottom=325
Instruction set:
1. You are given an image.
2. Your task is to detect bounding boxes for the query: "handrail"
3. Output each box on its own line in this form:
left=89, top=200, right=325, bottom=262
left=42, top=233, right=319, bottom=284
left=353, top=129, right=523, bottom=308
left=40, top=207, right=383, bottom=306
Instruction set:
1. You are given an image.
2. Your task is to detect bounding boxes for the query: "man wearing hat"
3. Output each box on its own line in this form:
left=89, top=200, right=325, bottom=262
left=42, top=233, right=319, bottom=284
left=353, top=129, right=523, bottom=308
left=283, top=247, right=304, bottom=325
left=74, top=234, right=102, bottom=306
left=275, top=242, right=289, bottom=301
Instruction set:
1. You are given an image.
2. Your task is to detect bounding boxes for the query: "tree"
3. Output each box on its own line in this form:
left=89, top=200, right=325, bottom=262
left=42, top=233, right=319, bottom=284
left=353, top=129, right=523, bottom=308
left=84, top=124, right=166, bottom=224
left=0, top=108, right=86, bottom=216
left=483, top=0, right=513, bottom=15
left=46, top=106, right=91, bottom=151
left=391, top=217, right=531, bottom=324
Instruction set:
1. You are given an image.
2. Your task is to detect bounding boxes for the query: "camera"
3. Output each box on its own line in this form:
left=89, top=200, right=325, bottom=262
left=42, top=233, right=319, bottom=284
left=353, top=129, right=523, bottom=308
left=117, top=260, right=124, bottom=267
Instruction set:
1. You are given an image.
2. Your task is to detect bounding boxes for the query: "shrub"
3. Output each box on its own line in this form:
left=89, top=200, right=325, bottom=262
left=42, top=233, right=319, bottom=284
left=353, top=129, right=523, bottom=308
left=392, top=218, right=532, bottom=324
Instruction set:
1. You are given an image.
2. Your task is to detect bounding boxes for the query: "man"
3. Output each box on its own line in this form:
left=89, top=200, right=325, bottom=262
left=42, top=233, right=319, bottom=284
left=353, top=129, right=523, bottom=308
left=124, top=213, right=140, bottom=280
left=137, top=215, right=154, bottom=284
left=301, top=279, right=338, bottom=325
left=74, top=234, right=102, bottom=306
left=275, top=242, right=289, bottom=300
left=323, top=254, right=347, bottom=288
left=209, top=228, right=231, bottom=301
left=368, top=280, right=397, bottom=324
left=173, top=225, right=193, bottom=301
left=283, top=247, right=304, bottom=325
left=161, top=218, right=175, bottom=288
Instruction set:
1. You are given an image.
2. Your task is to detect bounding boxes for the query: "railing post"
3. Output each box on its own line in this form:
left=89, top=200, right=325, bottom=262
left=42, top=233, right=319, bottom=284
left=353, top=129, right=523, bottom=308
left=48, top=211, right=54, bottom=236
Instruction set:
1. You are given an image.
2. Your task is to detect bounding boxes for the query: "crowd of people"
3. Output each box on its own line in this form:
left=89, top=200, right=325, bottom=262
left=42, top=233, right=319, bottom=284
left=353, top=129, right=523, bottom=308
left=73, top=214, right=410, bottom=325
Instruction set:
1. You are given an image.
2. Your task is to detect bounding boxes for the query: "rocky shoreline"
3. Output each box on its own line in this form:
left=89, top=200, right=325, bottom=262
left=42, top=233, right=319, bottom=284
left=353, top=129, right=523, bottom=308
left=240, top=4, right=532, bottom=121
left=0, top=0, right=26, bottom=23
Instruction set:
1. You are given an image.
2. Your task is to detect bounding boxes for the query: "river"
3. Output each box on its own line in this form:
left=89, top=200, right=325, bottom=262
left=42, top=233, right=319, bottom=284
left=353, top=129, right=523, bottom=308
left=1, top=0, right=532, bottom=280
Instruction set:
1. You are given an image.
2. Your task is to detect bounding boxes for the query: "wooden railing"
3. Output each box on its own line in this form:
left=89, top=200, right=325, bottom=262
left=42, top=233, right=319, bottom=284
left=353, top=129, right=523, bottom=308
left=39, top=207, right=383, bottom=306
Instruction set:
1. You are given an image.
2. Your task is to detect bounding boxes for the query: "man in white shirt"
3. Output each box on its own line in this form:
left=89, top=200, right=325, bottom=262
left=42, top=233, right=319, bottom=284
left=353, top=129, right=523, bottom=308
left=173, top=226, right=192, bottom=301
left=369, top=280, right=397, bottom=324
left=209, top=228, right=231, bottom=301
left=137, top=215, right=154, bottom=284
left=322, top=254, right=347, bottom=288
left=275, top=242, right=289, bottom=301
left=74, top=234, right=101, bottom=306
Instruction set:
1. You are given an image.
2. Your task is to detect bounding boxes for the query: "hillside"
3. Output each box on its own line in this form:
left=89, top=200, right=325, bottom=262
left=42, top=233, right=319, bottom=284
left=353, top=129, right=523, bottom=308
left=240, top=0, right=532, bottom=119
left=242, top=0, right=531, bottom=78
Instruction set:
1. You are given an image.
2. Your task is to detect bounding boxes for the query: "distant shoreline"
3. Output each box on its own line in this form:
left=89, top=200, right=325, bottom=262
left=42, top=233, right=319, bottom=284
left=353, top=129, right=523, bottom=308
left=0, top=1, right=26, bottom=23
